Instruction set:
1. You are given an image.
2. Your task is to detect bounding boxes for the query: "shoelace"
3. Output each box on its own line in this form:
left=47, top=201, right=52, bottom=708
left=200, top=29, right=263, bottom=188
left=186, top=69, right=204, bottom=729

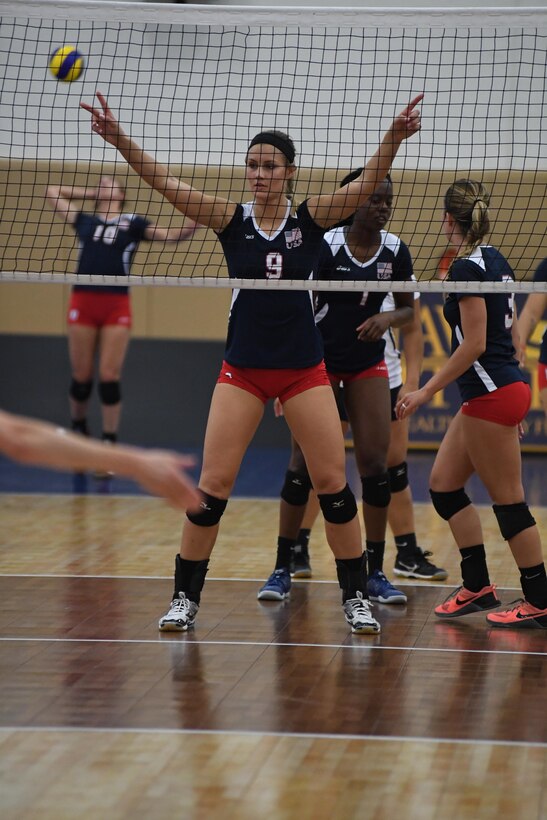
left=347, top=591, right=372, bottom=618
left=170, top=595, right=190, bottom=614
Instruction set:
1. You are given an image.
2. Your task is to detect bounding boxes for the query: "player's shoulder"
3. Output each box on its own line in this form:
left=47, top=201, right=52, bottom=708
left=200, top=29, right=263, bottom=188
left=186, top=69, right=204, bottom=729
left=322, top=226, right=346, bottom=256
left=533, top=258, right=547, bottom=282
left=381, top=230, right=403, bottom=256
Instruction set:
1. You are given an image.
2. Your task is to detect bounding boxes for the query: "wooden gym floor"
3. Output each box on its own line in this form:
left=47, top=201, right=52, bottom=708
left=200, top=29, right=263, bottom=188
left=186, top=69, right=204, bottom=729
left=0, top=459, right=546, bottom=819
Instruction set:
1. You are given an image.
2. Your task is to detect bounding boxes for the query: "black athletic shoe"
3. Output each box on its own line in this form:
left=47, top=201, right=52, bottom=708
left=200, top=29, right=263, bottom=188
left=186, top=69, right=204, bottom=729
left=290, top=544, right=312, bottom=578
left=394, top=548, right=448, bottom=581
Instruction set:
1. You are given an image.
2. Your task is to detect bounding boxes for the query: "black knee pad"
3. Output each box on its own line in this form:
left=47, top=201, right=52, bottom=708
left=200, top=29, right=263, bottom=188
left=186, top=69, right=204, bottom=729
left=98, top=380, right=121, bottom=406
left=280, top=469, right=312, bottom=506
left=70, top=379, right=93, bottom=402
left=388, top=461, right=409, bottom=493
left=318, top=483, right=358, bottom=524
left=186, top=492, right=228, bottom=527
left=493, top=502, right=536, bottom=541
left=361, top=472, right=391, bottom=508
left=430, top=487, right=471, bottom=521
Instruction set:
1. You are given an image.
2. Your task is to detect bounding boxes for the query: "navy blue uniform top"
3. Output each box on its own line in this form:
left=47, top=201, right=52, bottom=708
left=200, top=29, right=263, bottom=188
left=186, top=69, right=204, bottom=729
left=314, top=228, right=413, bottom=373
left=443, top=245, right=526, bottom=401
left=216, top=200, right=326, bottom=369
left=533, top=258, right=547, bottom=364
left=72, top=212, right=150, bottom=295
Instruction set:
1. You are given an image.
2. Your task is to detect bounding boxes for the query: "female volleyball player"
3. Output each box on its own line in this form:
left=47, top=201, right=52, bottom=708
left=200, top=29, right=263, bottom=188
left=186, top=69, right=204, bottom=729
left=517, top=258, right=547, bottom=418
left=397, top=180, right=547, bottom=629
left=0, top=409, right=200, bottom=511
left=45, top=177, right=198, bottom=468
left=259, top=173, right=446, bottom=604
left=81, top=90, right=422, bottom=634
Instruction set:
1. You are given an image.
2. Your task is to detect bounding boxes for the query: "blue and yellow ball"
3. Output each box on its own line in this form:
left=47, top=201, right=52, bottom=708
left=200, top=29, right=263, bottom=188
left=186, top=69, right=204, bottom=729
left=49, top=46, right=84, bottom=82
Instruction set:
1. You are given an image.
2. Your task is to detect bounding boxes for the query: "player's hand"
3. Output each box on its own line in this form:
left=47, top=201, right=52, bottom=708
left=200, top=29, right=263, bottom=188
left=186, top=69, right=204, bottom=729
left=132, top=451, right=202, bottom=512
left=396, top=386, right=429, bottom=419
left=356, top=313, right=391, bottom=341
left=391, top=93, right=424, bottom=141
left=80, top=91, right=126, bottom=146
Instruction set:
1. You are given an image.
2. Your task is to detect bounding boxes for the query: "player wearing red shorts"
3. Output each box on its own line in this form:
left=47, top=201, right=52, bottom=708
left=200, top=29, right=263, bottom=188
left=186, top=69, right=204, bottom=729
left=82, top=89, right=422, bottom=634
left=46, top=177, right=197, bottom=457
left=398, top=180, right=547, bottom=630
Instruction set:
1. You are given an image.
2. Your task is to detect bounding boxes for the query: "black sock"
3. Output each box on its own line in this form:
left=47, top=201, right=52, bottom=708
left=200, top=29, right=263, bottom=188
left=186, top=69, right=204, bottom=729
left=336, top=553, right=367, bottom=602
left=395, top=532, right=418, bottom=557
left=102, top=432, right=117, bottom=444
left=459, top=544, right=490, bottom=592
left=365, top=540, right=385, bottom=575
left=296, top=528, right=311, bottom=553
left=173, top=554, right=209, bottom=604
left=519, top=563, right=547, bottom=609
left=71, top=419, right=88, bottom=436
left=275, top=536, right=295, bottom=570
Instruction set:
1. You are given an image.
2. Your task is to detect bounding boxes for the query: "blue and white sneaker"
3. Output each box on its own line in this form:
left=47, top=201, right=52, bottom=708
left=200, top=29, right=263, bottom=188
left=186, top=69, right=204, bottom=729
left=343, top=591, right=381, bottom=634
left=367, top=570, right=407, bottom=604
left=257, top=568, right=291, bottom=601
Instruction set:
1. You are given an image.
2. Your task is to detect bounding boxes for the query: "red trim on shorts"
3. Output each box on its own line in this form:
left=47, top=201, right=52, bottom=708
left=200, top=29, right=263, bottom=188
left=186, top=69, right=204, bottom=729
left=538, top=363, right=547, bottom=392
left=217, top=360, right=331, bottom=404
left=461, top=381, right=531, bottom=426
left=327, top=360, right=389, bottom=386
left=67, top=292, right=132, bottom=328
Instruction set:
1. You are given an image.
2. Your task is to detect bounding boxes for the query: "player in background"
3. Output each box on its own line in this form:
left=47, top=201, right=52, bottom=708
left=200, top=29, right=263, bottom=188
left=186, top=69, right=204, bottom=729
left=398, top=180, right=547, bottom=629
left=45, top=177, right=198, bottom=467
left=0, top=408, right=200, bottom=511
left=82, top=90, right=423, bottom=635
left=517, top=258, right=547, bottom=418
left=258, top=172, right=417, bottom=604
left=271, top=293, right=448, bottom=585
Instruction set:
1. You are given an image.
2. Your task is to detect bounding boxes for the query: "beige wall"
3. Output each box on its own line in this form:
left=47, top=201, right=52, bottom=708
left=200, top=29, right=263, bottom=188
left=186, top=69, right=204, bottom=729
left=1, top=159, right=545, bottom=339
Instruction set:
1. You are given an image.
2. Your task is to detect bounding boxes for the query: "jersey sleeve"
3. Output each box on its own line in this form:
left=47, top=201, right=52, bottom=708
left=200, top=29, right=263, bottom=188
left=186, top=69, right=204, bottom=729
left=449, top=258, right=484, bottom=300
left=533, top=258, right=547, bottom=283
left=392, top=240, right=414, bottom=281
left=128, top=215, right=151, bottom=239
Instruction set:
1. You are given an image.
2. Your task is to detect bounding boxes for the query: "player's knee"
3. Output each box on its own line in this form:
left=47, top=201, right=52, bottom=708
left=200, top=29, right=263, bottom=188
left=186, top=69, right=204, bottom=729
left=318, top=483, right=358, bottom=524
left=98, top=380, right=121, bottom=406
left=493, top=502, right=536, bottom=541
left=69, top=379, right=93, bottom=402
left=430, top=487, right=471, bottom=521
left=280, top=469, right=312, bottom=506
left=361, top=472, right=391, bottom=508
left=388, top=461, right=409, bottom=493
left=186, top=492, right=228, bottom=527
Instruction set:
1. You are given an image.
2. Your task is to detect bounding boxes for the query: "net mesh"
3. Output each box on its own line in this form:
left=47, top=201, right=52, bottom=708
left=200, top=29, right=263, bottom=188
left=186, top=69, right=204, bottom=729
left=0, top=1, right=545, bottom=293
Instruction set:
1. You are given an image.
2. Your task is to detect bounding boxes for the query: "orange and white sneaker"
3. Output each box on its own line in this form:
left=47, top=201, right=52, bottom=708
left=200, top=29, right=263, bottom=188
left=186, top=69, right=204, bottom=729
left=486, top=599, right=547, bottom=629
left=435, top=584, right=500, bottom=619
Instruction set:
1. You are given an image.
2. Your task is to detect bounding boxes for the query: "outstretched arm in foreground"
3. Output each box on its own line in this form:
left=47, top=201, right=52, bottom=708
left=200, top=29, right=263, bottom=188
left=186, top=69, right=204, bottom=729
left=0, top=410, right=201, bottom=511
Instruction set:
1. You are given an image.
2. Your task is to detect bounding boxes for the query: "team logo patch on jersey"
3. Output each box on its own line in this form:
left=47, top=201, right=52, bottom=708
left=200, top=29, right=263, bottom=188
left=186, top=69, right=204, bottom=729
left=377, top=262, right=393, bottom=280
left=284, top=227, right=303, bottom=249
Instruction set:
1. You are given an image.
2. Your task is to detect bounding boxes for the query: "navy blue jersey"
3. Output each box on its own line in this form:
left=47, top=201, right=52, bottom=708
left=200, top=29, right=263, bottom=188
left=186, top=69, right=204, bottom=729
left=314, top=228, right=413, bottom=373
left=73, top=212, right=150, bottom=294
left=533, top=258, right=547, bottom=364
left=216, top=200, right=325, bottom=369
left=443, top=245, right=526, bottom=401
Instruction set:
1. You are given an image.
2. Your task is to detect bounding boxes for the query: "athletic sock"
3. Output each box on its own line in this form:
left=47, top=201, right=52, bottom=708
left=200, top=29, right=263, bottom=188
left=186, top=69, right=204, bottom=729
left=275, top=536, right=295, bottom=570
left=365, top=540, right=385, bottom=575
left=459, top=544, right=490, bottom=592
left=519, top=563, right=547, bottom=609
left=336, top=553, right=367, bottom=602
left=296, top=528, right=311, bottom=551
left=71, top=419, right=88, bottom=436
left=395, top=532, right=418, bottom=558
left=173, top=555, right=209, bottom=604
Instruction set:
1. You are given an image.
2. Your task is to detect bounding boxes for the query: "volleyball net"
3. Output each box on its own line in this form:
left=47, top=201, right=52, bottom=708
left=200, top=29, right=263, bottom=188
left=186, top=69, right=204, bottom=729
left=0, top=0, right=546, bottom=294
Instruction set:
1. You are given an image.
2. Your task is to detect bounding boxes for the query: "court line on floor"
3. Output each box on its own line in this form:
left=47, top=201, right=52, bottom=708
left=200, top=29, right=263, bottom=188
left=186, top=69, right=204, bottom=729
left=0, top=635, right=543, bottom=657
left=0, top=724, right=545, bottom=749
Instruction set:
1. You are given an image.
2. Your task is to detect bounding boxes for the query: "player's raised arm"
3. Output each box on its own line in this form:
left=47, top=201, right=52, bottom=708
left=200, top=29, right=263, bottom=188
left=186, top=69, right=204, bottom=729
left=80, top=92, right=236, bottom=232
left=308, top=93, right=424, bottom=228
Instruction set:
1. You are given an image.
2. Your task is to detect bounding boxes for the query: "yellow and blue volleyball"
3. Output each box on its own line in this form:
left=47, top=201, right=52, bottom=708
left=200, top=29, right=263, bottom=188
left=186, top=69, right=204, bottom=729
left=49, top=46, right=84, bottom=82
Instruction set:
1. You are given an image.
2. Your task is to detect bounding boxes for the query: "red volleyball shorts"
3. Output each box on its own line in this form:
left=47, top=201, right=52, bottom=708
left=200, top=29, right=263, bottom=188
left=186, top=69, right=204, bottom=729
left=67, top=292, right=132, bottom=328
left=217, top=360, right=331, bottom=404
left=327, top=360, right=389, bottom=386
left=461, top=381, right=531, bottom=426
left=538, top=362, right=547, bottom=392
